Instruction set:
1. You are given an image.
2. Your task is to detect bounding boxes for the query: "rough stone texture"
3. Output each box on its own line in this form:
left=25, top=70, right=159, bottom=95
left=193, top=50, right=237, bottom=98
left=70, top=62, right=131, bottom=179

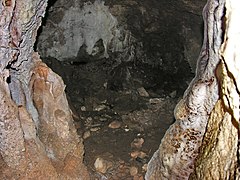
left=0, top=0, right=89, bottom=179
left=37, top=0, right=126, bottom=61
left=189, top=101, right=238, bottom=179
left=190, top=0, right=240, bottom=178
left=30, top=53, right=89, bottom=179
left=145, top=0, right=225, bottom=179
left=37, top=0, right=205, bottom=74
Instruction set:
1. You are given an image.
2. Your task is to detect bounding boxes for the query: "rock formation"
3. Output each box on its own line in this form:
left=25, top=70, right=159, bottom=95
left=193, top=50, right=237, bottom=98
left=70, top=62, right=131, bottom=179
left=0, top=0, right=89, bottom=179
left=0, top=0, right=239, bottom=179
left=146, top=0, right=240, bottom=179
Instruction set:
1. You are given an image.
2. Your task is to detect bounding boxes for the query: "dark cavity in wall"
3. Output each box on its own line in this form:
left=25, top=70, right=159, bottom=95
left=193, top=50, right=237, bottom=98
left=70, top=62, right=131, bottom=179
left=35, top=0, right=205, bottom=178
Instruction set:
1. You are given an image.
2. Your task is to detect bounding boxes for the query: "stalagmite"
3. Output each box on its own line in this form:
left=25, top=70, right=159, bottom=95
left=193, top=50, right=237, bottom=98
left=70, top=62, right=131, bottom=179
left=146, top=0, right=240, bottom=179
left=0, top=0, right=89, bottom=179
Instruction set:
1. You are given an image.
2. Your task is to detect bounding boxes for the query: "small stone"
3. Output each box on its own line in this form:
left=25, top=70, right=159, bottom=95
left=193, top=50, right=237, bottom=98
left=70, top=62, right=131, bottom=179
left=130, top=150, right=147, bottom=159
left=130, top=166, right=138, bottom=176
left=103, top=82, right=108, bottom=88
left=83, top=131, right=91, bottom=139
left=108, top=120, right=122, bottom=129
left=130, top=151, right=140, bottom=159
left=94, top=157, right=108, bottom=174
left=142, top=164, right=148, bottom=171
left=169, top=90, right=177, bottom=98
left=90, top=127, right=100, bottom=132
left=85, top=117, right=93, bottom=126
left=94, top=157, right=112, bottom=174
left=94, top=104, right=107, bottom=111
left=99, top=117, right=107, bottom=122
left=149, top=98, right=162, bottom=104
left=137, top=151, right=147, bottom=159
left=131, top=138, right=144, bottom=149
left=137, top=87, right=149, bottom=97
left=80, top=106, right=86, bottom=111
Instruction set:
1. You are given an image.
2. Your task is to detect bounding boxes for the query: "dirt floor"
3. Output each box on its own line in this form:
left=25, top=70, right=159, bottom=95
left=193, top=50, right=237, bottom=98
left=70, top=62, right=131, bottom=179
left=44, top=57, right=192, bottom=179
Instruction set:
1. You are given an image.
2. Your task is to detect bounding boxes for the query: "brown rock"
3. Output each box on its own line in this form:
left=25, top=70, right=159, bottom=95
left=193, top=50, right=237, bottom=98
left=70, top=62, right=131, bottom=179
left=130, top=166, right=138, bottom=176
left=131, top=138, right=144, bottom=149
left=94, top=157, right=113, bottom=174
left=108, top=120, right=122, bottom=129
left=83, top=131, right=91, bottom=139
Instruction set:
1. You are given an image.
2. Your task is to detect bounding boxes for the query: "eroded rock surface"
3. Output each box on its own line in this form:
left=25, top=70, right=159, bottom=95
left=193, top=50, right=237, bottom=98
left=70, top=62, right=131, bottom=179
left=0, top=0, right=89, bottom=179
left=146, top=0, right=240, bottom=179
left=146, top=0, right=224, bottom=179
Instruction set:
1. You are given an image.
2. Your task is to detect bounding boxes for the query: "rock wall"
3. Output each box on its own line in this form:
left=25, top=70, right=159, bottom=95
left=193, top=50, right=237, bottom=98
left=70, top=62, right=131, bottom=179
left=37, top=0, right=124, bottom=60
left=146, top=0, right=240, bottom=179
left=37, top=0, right=205, bottom=73
left=0, top=0, right=89, bottom=179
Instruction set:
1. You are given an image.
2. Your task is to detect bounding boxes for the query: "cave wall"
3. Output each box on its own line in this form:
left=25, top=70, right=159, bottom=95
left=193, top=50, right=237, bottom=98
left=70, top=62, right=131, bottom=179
left=0, top=0, right=89, bottom=179
left=37, top=0, right=206, bottom=73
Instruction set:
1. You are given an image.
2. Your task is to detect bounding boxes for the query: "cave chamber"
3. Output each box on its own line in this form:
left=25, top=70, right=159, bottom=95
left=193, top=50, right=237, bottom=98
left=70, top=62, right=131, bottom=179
left=0, top=0, right=239, bottom=179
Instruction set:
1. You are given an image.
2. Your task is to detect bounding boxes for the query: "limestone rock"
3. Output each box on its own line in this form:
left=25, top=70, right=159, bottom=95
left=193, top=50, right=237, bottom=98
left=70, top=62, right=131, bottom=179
left=37, top=0, right=125, bottom=60
left=145, top=0, right=224, bottom=179
left=190, top=0, right=240, bottom=178
left=0, top=0, right=89, bottom=179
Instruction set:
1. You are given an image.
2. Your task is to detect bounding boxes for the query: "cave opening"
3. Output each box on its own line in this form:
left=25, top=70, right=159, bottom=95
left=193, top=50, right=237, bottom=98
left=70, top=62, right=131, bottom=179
left=36, top=0, right=206, bottom=178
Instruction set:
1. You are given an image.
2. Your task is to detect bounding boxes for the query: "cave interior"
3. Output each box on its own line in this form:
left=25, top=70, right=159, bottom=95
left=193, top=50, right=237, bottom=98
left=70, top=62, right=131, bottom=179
left=35, top=0, right=206, bottom=178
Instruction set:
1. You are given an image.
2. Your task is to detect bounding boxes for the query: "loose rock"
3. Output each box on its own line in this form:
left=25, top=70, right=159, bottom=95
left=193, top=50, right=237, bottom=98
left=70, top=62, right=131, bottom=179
left=142, top=164, right=148, bottom=172
left=137, top=87, right=149, bottom=97
left=130, top=151, right=147, bottom=159
left=94, top=104, right=108, bottom=111
left=94, top=157, right=112, bottom=174
left=131, top=138, right=144, bottom=149
left=130, top=166, right=138, bottom=176
left=108, top=120, right=122, bottom=129
left=90, top=127, right=100, bottom=132
left=83, top=130, right=91, bottom=139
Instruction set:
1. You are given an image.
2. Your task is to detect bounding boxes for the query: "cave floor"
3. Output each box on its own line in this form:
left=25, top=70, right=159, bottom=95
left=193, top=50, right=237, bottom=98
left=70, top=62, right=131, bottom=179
left=45, top=58, right=187, bottom=179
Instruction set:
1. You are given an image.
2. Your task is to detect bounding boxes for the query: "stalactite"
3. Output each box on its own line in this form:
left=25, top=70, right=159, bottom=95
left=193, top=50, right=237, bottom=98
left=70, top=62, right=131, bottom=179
left=146, top=0, right=225, bottom=179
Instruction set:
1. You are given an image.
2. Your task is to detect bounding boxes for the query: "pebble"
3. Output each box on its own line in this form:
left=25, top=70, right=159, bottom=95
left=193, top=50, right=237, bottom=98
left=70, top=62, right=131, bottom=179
left=99, top=117, right=108, bottom=122
left=94, top=157, right=112, bottom=174
left=94, top=104, right=107, bottom=111
left=83, top=130, right=91, bottom=139
left=108, top=120, right=122, bottom=129
left=131, top=138, right=144, bottom=149
left=130, top=151, right=140, bottom=159
left=137, top=87, right=149, bottom=97
left=137, top=151, right=147, bottom=159
left=129, top=166, right=138, bottom=176
left=142, top=164, right=148, bottom=171
left=80, top=106, right=86, bottom=111
left=169, top=90, right=177, bottom=98
left=90, top=127, right=100, bottom=132
left=130, top=151, right=147, bottom=159
left=149, top=98, right=162, bottom=104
